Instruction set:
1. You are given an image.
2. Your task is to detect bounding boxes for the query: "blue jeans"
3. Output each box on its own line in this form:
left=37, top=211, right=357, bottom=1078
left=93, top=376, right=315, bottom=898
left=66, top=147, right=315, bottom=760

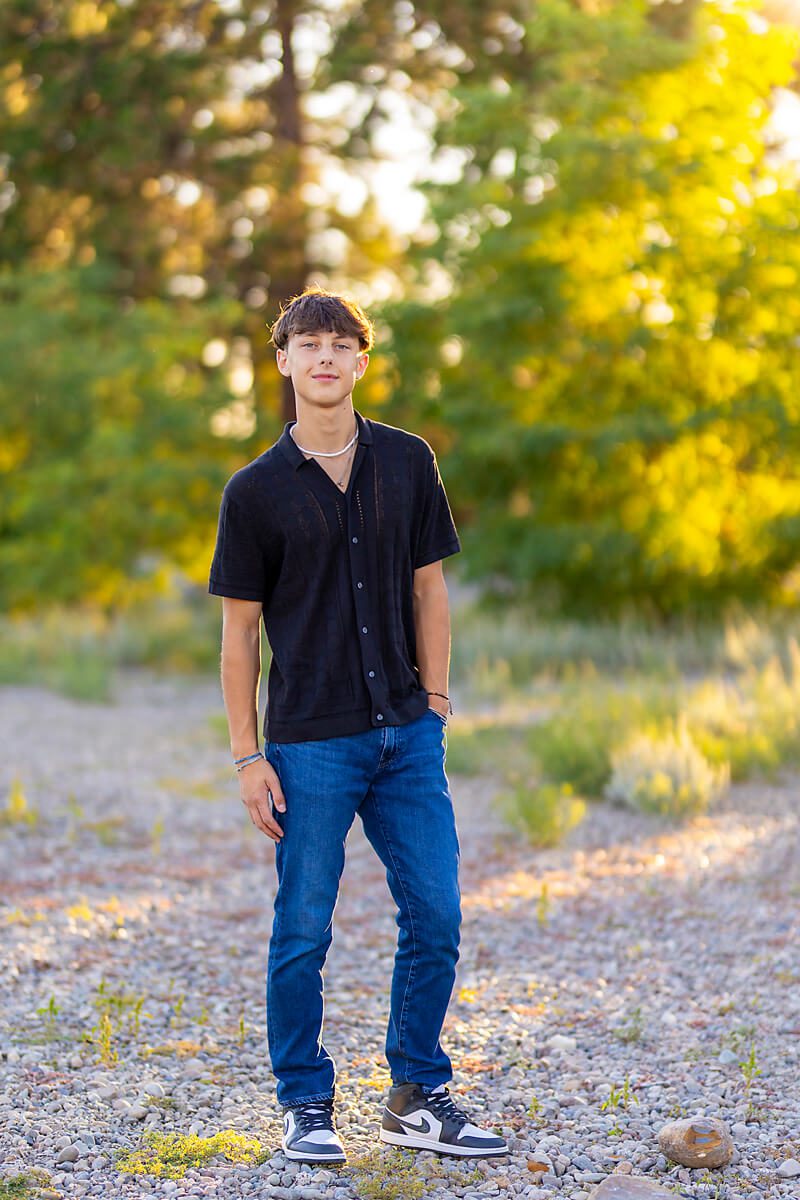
left=264, top=707, right=461, bottom=1107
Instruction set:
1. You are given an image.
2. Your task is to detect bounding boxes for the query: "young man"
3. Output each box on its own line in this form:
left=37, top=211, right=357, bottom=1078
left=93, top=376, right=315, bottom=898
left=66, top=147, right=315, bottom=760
left=209, top=287, right=507, bottom=1163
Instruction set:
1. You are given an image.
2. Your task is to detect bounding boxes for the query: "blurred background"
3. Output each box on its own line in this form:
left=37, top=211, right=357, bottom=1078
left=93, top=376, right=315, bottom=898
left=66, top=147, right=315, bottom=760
left=4, top=0, right=800, bottom=833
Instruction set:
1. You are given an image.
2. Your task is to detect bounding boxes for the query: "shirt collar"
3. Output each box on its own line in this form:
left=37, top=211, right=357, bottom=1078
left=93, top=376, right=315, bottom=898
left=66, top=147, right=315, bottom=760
left=278, top=409, right=372, bottom=470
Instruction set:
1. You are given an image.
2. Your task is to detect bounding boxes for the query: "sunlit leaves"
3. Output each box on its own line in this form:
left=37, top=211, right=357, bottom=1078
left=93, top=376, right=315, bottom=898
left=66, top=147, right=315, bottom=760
left=387, top=0, right=800, bottom=614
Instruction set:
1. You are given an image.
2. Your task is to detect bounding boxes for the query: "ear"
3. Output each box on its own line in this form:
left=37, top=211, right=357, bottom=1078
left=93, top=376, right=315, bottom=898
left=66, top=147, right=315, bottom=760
left=276, top=348, right=291, bottom=377
left=355, top=352, right=369, bottom=379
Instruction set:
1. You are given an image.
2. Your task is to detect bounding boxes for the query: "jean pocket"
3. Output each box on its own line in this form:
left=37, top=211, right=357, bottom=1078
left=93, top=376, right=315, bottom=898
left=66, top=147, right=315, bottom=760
left=428, top=707, right=449, bottom=728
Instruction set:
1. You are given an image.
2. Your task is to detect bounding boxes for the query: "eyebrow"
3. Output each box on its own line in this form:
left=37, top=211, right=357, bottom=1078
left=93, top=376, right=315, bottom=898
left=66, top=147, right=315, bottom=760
left=295, top=331, right=356, bottom=342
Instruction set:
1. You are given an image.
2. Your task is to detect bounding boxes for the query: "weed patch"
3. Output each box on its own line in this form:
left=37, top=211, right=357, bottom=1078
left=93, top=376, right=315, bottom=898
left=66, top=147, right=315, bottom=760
left=0, top=778, right=38, bottom=829
left=116, top=1130, right=268, bottom=1179
left=0, top=1169, right=53, bottom=1199
left=346, top=1147, right=427, bottom=1200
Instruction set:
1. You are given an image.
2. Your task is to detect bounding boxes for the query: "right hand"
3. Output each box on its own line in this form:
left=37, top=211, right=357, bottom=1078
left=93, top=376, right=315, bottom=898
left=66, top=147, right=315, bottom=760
left=238, top=757, right=286, bottom=841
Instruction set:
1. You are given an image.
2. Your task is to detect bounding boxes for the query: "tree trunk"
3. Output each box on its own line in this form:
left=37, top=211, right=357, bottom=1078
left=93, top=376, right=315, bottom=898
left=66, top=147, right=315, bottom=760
left=270, top=0, right=308, bottom=424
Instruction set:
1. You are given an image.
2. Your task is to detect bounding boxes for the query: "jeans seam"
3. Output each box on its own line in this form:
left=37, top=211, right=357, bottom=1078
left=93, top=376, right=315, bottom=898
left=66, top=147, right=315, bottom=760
left=283, top=1090, right=335, bottom=1108
left=371, top=789, right=418, bottom=1071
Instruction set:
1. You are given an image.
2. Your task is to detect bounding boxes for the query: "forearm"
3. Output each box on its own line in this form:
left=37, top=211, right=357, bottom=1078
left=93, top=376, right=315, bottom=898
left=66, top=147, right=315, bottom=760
left=220, top=623, right=262, bottom=758
left=413, top=583, right=452, bottom=698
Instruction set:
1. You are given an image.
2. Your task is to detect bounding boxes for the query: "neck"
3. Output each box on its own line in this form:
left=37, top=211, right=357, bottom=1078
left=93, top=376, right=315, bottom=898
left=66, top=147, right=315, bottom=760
left=292, top=403, right=358, bottom=453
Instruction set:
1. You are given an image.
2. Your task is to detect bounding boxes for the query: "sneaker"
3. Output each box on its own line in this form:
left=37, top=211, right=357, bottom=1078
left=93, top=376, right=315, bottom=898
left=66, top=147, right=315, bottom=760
left=380, top=1083, right=508, bottom=1157
left=282, top=1098, right=346, bottom=1163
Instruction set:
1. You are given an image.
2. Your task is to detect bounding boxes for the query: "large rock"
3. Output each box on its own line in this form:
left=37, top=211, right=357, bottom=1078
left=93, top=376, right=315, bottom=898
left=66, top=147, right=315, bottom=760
left=657, top=1117, right=734, bottom=1168
left=589, top=1178, right=677, bottom=1199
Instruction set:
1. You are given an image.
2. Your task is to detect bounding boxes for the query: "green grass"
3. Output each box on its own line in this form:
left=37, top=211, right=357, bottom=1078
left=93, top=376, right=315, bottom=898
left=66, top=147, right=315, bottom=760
left=0, top=593, right=222, bottom=699
left=450, top=598, right=800, bottom=692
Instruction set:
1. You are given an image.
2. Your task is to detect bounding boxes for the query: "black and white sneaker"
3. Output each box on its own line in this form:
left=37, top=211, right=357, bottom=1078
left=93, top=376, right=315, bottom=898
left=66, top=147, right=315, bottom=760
left=282, top=1098, right=346, bottom=1163
left=380, top=1083, right=508, bottom=1157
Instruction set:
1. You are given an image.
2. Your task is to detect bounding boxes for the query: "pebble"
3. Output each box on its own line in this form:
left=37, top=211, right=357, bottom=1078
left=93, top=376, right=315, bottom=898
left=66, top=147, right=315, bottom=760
left=778, top=1160, right=800, bottom=1178
left=2, top=677, right=800, bottom=1200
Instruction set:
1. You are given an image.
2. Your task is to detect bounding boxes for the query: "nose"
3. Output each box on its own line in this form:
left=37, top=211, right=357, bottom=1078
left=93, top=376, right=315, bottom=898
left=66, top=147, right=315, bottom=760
left=318, top=348, right=333, bottom=364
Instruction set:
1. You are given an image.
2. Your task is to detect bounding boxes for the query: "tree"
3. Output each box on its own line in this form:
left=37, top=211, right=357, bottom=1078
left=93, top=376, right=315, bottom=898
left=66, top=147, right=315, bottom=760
left=385, top=0, right=800, bottom=615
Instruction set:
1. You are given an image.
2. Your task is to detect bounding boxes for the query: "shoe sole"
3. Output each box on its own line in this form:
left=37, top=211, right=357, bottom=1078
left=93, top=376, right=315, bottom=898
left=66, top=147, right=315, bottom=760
left=380, top=1128, right=508, bottom=1157
left=281, top=1139, right=346, bottom=1163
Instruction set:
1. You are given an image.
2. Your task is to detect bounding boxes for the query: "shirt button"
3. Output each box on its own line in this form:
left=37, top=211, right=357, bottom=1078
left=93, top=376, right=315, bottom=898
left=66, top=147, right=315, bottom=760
left=352, top=536, right=358, bottom=544
left=361, top=626, right=368, bottom=634
left=376, top=713, right=384, bottom=721
left=357, top=581, right=363, bottom=589
left=368, top=670, right=375, bottom=678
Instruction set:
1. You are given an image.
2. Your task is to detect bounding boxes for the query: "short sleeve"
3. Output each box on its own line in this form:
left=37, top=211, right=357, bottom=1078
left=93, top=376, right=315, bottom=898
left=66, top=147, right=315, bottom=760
left=208, top=486, right=269, bottom=602
left=413, top=445, right=461, bottom=570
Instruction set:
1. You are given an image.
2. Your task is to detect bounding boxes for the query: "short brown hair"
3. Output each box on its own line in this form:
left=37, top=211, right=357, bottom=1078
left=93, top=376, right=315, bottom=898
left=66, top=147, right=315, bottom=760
left=269, top=286, right=374, bottom=351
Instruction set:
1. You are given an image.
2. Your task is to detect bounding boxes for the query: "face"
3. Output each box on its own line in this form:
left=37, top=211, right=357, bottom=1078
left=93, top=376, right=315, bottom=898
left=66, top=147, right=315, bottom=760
left=276, top=329, right=369, bottom=409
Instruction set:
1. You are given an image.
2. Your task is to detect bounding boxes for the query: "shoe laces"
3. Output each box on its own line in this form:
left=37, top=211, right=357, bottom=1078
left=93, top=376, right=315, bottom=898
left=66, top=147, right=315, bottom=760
left=292, top=1098, right=335, bottom=1136
left=423, top=1087, right=470, bottom=1129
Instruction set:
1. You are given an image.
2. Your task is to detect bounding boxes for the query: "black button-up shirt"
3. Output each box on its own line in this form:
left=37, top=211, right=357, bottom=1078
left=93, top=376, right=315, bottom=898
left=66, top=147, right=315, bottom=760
left=208, top=410, right=461, bottom=742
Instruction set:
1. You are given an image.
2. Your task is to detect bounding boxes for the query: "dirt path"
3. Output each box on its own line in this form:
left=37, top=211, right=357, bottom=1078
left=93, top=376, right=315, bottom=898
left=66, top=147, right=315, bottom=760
left=1, top=674, right=799, bottom=1200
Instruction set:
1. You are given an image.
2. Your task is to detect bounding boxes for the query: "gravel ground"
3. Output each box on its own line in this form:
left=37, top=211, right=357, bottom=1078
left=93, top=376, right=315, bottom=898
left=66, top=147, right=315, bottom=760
left=1, top=673, right=799, bottom=1200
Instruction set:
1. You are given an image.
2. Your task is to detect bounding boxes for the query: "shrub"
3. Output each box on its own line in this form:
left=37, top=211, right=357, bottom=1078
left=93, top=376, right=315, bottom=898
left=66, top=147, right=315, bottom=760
left=528, top=681, right=677, bottom=798
left=604, top=722, right=729, bottom=818
left=499, top=779, right=587, bottom=847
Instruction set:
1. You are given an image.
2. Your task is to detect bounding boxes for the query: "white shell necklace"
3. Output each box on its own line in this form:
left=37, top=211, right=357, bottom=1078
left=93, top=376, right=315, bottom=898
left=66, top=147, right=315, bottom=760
left=290, top=424, right=358, bottom=457
left=291, top=423, right=359, bottom=491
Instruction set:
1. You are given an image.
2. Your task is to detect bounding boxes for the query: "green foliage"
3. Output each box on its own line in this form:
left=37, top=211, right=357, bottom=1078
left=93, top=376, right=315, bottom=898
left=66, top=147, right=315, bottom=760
left=740, top=1043, right=761, bottom=1094
left=116, top=1131, right=268, bottom=1180
left=0, top=265, right=242, bottom=610
left=386, top=0, right=800, bottom=615
left=662, top=641, right=800, bottom=781
left=602, top=1076, right=640, bottom=1132
left=528, top=681, right=677, bottom=797
left=604, top=721, right=729, bottom=818
left=499, top=779, right=586, bottom=847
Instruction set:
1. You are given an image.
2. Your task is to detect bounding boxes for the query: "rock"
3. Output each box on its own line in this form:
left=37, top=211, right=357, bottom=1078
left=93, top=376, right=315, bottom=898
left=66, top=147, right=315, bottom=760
left=126, top=1103, right=148, bottom=1120
left=717, top=1049, right=738, bottom=1065
left=183, top=1058, right=206, bottom=1078
left=547, top=1034, right=578, bottom=1053
left=143, top=1081, right=165, bottom=1097
left=589, top=1179, right=679, bottom=1199
left=731, top=1122, right=749, bottom=1137
left=657, top=1117, right=734, bottom=1169
left=777, top=1159, right=800, bottom=1178
left=56, top=1145, right=80, bottom=1163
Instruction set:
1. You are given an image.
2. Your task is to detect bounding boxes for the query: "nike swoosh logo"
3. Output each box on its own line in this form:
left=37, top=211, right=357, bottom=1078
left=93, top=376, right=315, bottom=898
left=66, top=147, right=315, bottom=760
left=386, top=1108, right=434, bottom=1135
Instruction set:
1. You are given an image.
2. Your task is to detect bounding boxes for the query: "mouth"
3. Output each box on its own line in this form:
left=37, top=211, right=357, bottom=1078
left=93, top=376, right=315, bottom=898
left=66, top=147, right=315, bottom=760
left=312, top=374, right=338, bottom=381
